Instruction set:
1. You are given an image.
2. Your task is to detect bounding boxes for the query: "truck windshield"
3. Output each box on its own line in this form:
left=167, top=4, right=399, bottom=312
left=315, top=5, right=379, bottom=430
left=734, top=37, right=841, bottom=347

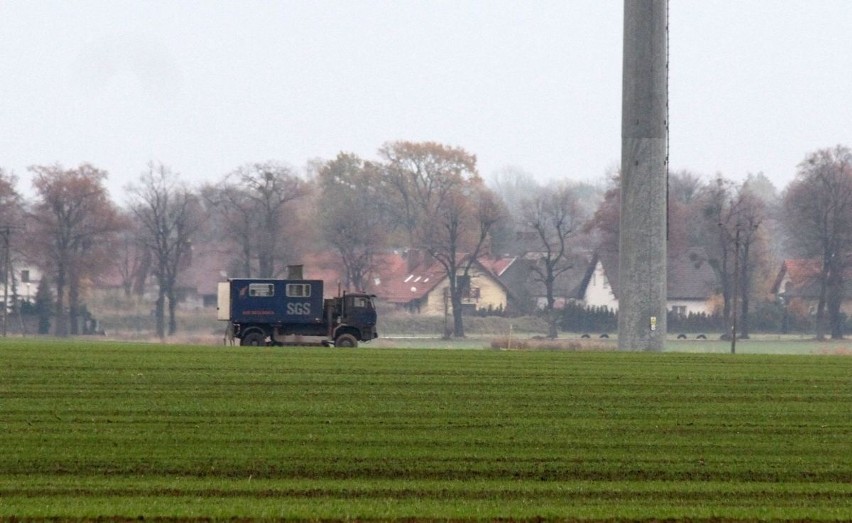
left=351, top=296, right=370, bottom=308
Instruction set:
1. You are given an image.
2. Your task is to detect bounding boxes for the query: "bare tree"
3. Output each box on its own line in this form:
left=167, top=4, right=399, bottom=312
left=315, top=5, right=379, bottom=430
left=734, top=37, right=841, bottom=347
left=29, top=164, right=122, bottom=336
left=487, top=167, right=542, bottom=254
left=127, top=162, right=202, bottom=338
left=698, top=176, right=739, bottom=337
left=0, top=169, right=24, bottom=334
left=113, top=216, right=150, bottom=297
left=783, top=145, right=852, bottom=340
left=202, top=183, right=257, bottom=277
left=732, top=189, right=766, bottom=339
left=696, top=176, right=771, bottom=340
left=0, top=169, right=23, bottom=228
left=521, top=182, right=586, bottom=338
left=205, top=162, right=308, bottom=278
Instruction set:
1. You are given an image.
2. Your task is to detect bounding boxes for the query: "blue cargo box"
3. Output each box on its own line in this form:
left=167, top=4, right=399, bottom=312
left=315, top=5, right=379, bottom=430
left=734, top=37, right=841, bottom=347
left=227, top=279, right=325, bottom=325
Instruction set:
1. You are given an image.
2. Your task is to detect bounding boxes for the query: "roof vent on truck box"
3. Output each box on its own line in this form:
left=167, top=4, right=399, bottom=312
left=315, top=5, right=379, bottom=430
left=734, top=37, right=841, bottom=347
left=288, top=264, right=303, bottom=279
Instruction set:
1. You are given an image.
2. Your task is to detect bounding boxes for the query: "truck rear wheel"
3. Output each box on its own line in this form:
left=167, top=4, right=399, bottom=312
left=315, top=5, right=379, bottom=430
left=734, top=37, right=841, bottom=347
left=241, top=330, right=267, bottom=347
left=335, top=333, right=358, bottom=348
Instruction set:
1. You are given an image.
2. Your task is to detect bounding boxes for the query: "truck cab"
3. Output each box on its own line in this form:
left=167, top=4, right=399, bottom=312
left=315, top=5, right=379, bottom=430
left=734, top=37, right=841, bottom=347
left=327, top=292, right=378, bottom=347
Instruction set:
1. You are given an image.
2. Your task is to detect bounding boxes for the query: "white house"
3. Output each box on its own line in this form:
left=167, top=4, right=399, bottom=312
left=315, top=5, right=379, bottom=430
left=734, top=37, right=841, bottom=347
left=1, top=265, right=41, bottom=310
left=579, top=248, right=717, bottom=316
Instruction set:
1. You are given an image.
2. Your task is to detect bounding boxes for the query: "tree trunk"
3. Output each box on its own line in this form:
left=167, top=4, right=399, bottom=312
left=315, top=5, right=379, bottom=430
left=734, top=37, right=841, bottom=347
left=69, top=278, right=80, bottom=336
left=54, top=267, right=68, bottom=337
left=258, top=252, right=273, bottom=279
left=716, top=252, right=732, bottom=340
left=451, top=291, right=465, bottom=338
left=739, top=244, right=751, bottom=339
left=547, top=309, right=559, bottom=339
left=36, top=279, right=52, bottom=335
left=545, top=279, right=558, bottom=339
left=815, top=273, right=828, bottom=341
left=155, top=289, right=166, bottom=339
left=721, top=287, right=731, bottom=340
left=168, top=287, right=178, bottom=336
left=827, top=266, right=844, bottom=339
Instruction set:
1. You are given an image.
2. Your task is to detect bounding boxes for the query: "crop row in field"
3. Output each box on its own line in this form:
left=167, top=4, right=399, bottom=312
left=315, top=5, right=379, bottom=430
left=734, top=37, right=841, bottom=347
left=1, top=339, right=850, bottom=520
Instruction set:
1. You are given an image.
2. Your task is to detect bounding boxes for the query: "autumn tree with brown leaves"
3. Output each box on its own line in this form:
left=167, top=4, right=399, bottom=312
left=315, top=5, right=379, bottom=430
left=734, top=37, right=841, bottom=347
left=29, top=164, right=123, bottom=336
left=380, top=141, right=504, bottom=337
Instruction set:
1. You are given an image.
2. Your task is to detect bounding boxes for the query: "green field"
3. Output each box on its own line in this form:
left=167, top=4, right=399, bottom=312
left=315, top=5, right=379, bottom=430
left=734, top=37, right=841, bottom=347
left=1, top=339, right=851, bottom=521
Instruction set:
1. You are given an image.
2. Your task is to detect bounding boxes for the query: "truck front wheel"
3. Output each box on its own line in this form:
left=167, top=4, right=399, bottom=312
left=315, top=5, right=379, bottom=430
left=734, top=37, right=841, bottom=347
left=335, top=333, right=358, bottom=348
left=241, top=330, right=267, bottom=347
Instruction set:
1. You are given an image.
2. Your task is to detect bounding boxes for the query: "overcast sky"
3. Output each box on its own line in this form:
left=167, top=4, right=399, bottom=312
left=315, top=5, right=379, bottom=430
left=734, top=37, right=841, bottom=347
left=2, top=1, right=850, bottom=200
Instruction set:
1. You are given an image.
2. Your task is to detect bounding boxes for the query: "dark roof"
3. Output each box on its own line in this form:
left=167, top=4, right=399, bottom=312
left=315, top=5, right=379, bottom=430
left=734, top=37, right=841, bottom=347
left=520, top=251, right=596, bottom=300
left=590, top=247, right=717, bottom=301
left=667, top=248, right=717, bottom=300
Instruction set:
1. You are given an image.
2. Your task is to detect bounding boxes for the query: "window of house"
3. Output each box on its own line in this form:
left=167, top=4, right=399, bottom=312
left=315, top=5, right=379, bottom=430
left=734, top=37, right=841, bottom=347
left=457, top=275, right=471, bottom=298
left=21, top=270, right=30, bottom=283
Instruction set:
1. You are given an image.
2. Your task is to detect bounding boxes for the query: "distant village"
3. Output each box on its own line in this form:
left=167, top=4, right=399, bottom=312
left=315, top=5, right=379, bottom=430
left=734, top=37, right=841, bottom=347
left=2, top=142, right=851, bottom=340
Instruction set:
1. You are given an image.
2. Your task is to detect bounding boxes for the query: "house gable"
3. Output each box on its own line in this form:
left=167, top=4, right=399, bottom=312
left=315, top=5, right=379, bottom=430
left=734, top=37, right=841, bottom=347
left=577, top=248, right=718, bottom=315
left=583, top=258, right=619, bottom=310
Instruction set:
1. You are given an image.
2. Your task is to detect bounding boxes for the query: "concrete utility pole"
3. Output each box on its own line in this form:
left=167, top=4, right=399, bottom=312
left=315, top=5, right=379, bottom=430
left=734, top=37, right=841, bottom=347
left=618, top=0, right=668, bottom=351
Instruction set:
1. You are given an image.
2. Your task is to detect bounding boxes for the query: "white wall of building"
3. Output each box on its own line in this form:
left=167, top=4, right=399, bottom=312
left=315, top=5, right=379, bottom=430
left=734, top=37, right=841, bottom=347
left=583, top=260, right=618, bottom=311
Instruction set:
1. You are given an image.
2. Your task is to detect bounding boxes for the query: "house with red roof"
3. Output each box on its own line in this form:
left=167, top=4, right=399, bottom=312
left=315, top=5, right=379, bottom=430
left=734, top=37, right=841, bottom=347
left=771, top=258, right=822, bottom=302
left=366, top=249, right=512, bottom=315
left=770, top=258, right=852, bottom=315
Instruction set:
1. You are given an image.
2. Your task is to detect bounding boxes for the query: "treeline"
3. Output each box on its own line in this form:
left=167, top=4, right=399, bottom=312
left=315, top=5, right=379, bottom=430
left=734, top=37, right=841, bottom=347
left=1, top=143, right=851, bottom=340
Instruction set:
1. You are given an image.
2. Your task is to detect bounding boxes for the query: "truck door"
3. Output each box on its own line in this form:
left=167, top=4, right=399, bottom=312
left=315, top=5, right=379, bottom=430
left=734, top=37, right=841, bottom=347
left=344, top=295, right=377, bottom=330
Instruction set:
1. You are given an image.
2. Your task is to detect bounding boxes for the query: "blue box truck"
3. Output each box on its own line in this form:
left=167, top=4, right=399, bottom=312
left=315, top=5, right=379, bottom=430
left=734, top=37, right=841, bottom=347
left=218, top=278, right=378, bottom=347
